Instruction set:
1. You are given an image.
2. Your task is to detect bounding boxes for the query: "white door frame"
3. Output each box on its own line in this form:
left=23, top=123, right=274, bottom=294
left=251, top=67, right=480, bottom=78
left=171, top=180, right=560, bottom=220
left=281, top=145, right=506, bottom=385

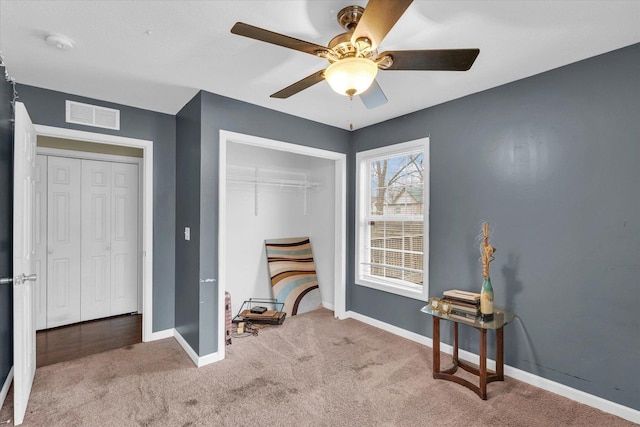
left=218, top=129, right=347, bottom=361
left=33, top=125, right=155, bottom=342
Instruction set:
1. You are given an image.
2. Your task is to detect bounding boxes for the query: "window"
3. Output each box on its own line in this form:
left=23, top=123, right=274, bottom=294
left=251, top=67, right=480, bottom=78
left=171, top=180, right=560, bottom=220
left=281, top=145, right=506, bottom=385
left=355, top=138, right=429, bottom=300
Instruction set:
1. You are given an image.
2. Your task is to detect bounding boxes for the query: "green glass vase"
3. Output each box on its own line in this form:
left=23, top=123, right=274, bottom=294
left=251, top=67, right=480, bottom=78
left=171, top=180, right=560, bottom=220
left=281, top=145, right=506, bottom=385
left=480, top=276, right=494, bottom=321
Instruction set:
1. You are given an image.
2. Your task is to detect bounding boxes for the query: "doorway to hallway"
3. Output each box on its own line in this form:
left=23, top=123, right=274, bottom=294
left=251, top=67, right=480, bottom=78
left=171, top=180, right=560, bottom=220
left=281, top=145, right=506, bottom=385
left=36, top=313, right=142, bottom=368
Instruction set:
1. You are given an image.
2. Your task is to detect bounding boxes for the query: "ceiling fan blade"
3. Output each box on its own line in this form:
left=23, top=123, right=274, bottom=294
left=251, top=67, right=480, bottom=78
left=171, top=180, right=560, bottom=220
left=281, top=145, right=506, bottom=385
left=359, top=79, right=388, bottom=109
left=378, top=49, right=480, bottom=71
left=351, top=0, right=413, bottom=50
left=231, top=22, right=329, bottom=56
left=270, top=70, right=326, bottom=99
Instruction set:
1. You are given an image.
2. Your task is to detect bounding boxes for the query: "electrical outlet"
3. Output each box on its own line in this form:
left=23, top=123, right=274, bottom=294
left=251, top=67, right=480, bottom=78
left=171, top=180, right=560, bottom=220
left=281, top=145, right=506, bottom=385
left=184, top=227, right=190, bottom=241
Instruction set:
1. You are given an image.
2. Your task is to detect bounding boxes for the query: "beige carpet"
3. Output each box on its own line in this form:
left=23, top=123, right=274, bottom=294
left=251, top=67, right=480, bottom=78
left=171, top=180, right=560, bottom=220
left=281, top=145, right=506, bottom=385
left=0, top=308, right=634, bottom=426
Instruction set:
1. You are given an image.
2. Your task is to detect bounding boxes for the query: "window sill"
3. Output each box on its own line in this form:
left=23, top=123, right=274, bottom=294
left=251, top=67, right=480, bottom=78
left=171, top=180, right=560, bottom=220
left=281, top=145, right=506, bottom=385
left=355, top=276, right=428, bottom=302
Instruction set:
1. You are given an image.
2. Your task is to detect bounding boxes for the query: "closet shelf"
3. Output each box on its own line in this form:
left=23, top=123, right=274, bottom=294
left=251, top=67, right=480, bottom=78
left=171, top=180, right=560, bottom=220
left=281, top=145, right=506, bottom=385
left=226, top=165, right=320, bottom=190
left=227, top=175, right=319, bottom=190
left=227, top=165, right=320, bottom=216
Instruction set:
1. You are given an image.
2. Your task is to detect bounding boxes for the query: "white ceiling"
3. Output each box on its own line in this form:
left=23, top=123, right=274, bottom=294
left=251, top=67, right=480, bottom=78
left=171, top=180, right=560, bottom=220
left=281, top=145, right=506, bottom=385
left=1, top=1, right=639, bottom=131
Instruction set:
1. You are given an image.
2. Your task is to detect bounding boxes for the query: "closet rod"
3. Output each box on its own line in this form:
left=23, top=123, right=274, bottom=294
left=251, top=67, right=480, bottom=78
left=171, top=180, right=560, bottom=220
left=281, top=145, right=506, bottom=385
left=227, top=165, right=319, bottom=189
left=227, top=175, right=319, bottom=189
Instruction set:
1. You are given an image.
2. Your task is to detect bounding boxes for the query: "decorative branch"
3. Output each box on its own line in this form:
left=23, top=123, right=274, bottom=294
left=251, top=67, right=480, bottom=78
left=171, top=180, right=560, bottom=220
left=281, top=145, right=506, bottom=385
left=481, top=222, right=496, bottom=278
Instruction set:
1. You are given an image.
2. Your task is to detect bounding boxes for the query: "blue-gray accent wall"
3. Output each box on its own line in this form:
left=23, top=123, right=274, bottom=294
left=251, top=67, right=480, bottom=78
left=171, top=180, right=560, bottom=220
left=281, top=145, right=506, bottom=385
left=174, top=90, right=351, bottom=355
left=14, top=84, right=177, bottom=333
left=0, top=65, right=15, bottom=393
left=349, top=43, right=640, bottom=410
left=175, top=92, right=203, bottom=353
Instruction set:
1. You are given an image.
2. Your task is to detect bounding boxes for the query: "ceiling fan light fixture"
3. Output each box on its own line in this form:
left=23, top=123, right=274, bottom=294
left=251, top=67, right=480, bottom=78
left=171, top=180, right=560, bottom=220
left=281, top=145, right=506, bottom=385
left=325, top=57, right=378, bottom=98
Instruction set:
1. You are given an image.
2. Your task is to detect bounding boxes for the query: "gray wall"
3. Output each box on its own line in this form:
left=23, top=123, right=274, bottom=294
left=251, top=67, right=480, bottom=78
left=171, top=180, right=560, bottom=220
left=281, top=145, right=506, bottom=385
left=175, top=93, right=202, bottom=352
left=15, top=85, right=177, bottom=333
left=174, top=90, right=350, bottom=355
left=0, top=66, right=14, bottom=392
left=349, top=43, right=640, bottom=410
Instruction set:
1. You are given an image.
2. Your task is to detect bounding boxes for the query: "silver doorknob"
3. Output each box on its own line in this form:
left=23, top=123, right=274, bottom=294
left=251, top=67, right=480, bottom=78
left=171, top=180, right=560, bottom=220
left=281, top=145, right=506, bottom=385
left=12, top=273, right=37, bottom=286
left=0, top=277, right=12, bottom=285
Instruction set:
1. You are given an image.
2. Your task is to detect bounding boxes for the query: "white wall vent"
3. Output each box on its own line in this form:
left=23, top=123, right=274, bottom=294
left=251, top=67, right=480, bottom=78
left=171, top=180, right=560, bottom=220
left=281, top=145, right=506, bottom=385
left=65, top=100, right=120, bottom=130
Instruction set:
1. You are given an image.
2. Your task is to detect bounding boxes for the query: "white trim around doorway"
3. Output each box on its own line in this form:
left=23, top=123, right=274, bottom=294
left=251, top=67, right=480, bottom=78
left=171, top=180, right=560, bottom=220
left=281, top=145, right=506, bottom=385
left=218, top=130, right=347, bottom=363
left=33, top=125, right=157, bottom=342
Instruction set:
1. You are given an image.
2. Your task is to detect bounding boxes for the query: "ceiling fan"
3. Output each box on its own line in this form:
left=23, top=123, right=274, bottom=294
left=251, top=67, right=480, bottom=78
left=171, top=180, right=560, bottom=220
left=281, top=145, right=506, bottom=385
left=231, top=0, right=479, bottom=109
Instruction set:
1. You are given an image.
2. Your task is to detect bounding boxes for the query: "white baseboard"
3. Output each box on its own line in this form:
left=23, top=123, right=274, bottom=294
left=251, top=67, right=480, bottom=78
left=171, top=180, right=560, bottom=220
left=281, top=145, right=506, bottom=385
left=502, top=365, right=640, bottom=424
left=0, top=366, right=14, bottom=414
left=173, top=329, right=223, bottom=368
left=145, top=328, right=175, bottom=342
left=343, top=310, right=640, bottom=425
left=322, top=301, right=335, bottom=311
left=196, top=350, right=223, bottom=367
left=345, top=310, right=432, bottom=346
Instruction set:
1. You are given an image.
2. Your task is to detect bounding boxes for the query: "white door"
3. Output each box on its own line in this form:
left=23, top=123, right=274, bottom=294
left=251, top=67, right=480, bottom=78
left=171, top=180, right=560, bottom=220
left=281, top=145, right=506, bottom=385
left=13, top=102, right=37, bottom=426
left=81, top=160, right=139, bottom=319
left=46, top=156, right=81, bottom=328
left=81, top=160, right=112, bottom=320
left=109, top=162, right=138, bottom=315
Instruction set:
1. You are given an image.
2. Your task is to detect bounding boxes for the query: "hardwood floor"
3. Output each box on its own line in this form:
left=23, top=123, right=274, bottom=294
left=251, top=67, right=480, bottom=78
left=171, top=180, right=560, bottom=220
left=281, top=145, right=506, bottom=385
left=37, top=314, right=142, bottom=368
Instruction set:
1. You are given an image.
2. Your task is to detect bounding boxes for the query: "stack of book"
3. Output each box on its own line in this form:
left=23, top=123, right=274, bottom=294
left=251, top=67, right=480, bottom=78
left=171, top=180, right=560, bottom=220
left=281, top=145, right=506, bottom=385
left=442, top=289, right=480, bottom=321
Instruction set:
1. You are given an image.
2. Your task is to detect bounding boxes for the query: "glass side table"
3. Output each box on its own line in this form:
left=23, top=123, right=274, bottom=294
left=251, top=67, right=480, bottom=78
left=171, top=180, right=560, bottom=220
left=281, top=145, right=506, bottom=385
left=421, top=305, right=515, bottom=399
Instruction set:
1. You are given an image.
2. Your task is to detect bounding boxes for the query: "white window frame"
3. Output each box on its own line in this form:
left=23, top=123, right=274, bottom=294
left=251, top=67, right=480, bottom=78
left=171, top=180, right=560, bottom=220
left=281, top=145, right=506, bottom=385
left=355, top=137, right=429, bottom=301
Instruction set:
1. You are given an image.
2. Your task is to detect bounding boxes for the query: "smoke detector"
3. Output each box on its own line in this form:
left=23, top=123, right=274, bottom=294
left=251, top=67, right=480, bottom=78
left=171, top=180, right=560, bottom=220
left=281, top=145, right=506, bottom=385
left=45, top=33, right=74, bottom=50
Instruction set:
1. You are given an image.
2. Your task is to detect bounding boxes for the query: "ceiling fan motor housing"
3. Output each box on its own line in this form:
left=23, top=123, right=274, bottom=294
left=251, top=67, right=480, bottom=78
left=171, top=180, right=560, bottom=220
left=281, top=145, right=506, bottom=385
left=330, top=6, right=375, bottom=61
left=337, top=5, right=364, bottom=31
left=328, top=32, right=360, bottom=61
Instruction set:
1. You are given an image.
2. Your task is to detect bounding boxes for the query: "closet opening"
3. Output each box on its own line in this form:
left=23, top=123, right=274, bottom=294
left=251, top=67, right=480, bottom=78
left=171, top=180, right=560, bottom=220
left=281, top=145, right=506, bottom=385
left=33, top=125, right=154, bottom=350
left=218, top=130, right=346, bottom=360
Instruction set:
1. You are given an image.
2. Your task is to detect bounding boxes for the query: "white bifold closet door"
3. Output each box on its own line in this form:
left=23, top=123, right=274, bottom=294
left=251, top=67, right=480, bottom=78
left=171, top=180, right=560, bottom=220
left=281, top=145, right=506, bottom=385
left=38, top=155, right=139, bottom=329
left=81, top=160, right=139, bottom=321
left=108, top=162, right=139, bottom=316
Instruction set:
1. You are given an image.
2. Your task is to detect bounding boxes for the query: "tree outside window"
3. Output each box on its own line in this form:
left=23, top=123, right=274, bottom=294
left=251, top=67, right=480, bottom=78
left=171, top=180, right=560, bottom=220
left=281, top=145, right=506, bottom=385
left=367, top=151, right=424, bottom=286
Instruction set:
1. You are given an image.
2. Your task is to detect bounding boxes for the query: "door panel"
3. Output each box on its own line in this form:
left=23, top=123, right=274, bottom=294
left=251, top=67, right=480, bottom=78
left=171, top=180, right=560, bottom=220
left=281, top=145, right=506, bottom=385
left=13, top=102, right=37, bottom=425
left=110, top=162, right=138, bottom=315
left=81, top=160, right=111, bottom=321
left=47, top=156, right=81, bottom=328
